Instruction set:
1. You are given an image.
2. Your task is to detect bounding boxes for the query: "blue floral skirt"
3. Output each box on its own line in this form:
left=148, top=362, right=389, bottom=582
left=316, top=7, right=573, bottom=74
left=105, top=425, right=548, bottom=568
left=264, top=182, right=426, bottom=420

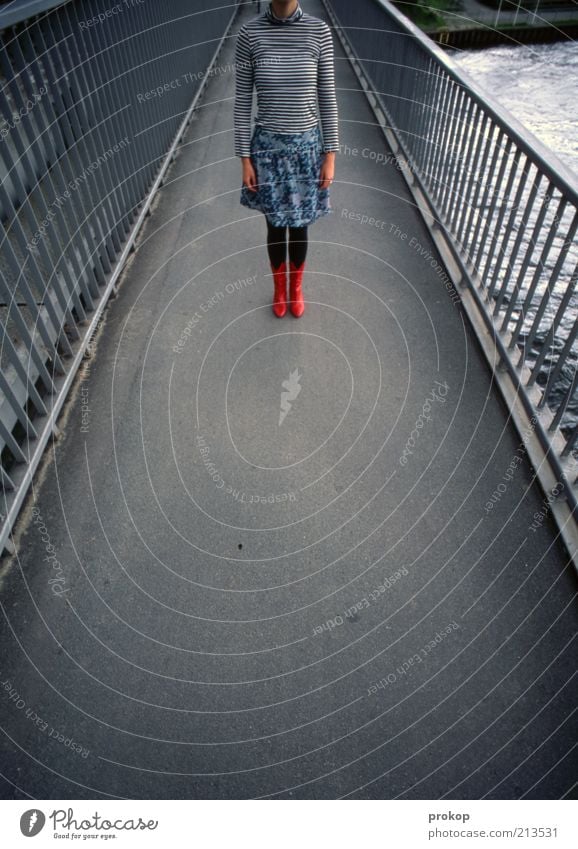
left=239, top=123, right=332, bottom=227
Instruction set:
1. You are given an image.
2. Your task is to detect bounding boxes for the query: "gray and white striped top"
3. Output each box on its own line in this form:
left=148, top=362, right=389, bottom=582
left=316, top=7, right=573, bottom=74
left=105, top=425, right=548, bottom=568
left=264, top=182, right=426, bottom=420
left=233, top=2, right=339, bottom=157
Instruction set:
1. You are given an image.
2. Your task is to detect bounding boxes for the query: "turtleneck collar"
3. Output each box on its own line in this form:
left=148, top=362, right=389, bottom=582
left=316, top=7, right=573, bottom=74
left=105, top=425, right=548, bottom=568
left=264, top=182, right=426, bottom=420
left=265, top=2, right=303, bottom=24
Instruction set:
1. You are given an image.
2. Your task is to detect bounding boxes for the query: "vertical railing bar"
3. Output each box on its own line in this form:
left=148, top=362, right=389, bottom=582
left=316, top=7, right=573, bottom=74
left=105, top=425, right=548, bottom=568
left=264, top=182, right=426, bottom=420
left=387, top=25, right=400, bottom=131
left=547, top=371, right=578, bottom=435
left=526, top=210, right=578, bottom=370
left=492, top=166, right=542, bottom=319
left=537, top=303, right=578, bottom=410
left=412, top=56, right=435, bottom=178
left=429, top=71, right=454, bottom=207
left=437, top=81, right=465, bottom=218
left=0, top=468, right=16, bottom=492
left=430, top=69, right=452, bottom=205
left=438, top=82, right=466, bottom=220
left=430, top=73, right=456, bottom=207
left=448, top=96, right=477, bottom=235
left=499, top=172, right=548, bottom=333
left=462, top=118, right=499, bottom=265
left=527, top=254, right=578, bottom=384
left=396, top=39, right=412, bottom=150
left=408, top=46, right=426, bottom=168
left=507, top=194, right=568, bottom=348
left=409, top=57, right=426, bottom=171
left=456, top=106, right=490, bottom=251
left=472, top=132, right=513, bottom=275
left=562, top=423, right=578, bottom=459
left=486, top=152, right=530, bottom=303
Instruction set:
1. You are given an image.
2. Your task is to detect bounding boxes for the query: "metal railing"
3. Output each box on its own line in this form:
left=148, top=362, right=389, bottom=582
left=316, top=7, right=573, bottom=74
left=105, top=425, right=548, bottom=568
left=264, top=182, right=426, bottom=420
left=0, top=0, right=239, bottom=554
left=325, top=0, right=578, bottom=520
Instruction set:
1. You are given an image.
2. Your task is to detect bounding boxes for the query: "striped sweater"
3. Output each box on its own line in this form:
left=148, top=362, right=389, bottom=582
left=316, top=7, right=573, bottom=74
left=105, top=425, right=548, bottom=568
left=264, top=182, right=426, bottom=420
left=233, top=2, right=339, bottom=157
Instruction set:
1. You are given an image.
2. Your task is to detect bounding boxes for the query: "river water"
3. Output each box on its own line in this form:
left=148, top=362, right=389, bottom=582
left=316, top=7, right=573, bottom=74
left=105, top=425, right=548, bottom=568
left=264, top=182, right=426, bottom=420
left=447, top=40, right=578, bottom=435
left=448, top=40, right=578, bottom=176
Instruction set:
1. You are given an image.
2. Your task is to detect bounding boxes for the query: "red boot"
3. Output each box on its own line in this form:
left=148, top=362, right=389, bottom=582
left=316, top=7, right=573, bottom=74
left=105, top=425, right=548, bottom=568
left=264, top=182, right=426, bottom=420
left=271, top=260, right=287, bottom=318
left=288, top=260, right=305, bottom=318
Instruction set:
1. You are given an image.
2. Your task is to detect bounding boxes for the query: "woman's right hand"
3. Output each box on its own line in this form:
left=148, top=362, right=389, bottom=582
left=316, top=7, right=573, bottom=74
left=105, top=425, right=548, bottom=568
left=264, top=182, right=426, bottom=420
left=241, top=157, right=258, bottom=193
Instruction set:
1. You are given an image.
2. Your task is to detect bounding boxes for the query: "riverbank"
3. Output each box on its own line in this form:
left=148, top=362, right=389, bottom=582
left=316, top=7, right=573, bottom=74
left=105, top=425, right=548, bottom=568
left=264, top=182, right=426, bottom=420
left=393, top=0, right=578, bottom=47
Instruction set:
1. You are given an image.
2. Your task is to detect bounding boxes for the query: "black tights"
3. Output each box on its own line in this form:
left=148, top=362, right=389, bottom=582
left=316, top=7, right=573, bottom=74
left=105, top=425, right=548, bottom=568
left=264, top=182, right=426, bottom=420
left=266, top=217, right=308, bottom=269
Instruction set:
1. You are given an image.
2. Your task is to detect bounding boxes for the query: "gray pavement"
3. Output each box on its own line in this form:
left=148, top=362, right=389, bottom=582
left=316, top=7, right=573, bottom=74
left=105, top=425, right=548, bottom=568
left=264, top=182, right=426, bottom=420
left=0, top=0, right=577, bottom=800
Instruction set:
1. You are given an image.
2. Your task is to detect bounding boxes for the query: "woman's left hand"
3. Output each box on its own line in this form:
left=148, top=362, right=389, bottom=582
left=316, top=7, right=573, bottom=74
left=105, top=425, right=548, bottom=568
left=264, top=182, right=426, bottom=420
left=319, top=153, right=335, bottom=190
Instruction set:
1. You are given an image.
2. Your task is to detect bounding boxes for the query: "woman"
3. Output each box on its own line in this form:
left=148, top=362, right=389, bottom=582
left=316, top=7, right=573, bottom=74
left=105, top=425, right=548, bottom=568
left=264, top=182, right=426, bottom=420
left=234, top=0, right=339, bottom=318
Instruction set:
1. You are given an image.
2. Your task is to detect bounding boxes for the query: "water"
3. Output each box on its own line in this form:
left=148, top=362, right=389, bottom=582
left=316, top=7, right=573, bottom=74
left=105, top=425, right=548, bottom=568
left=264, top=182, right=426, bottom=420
left=448, top=41, right=578, bottom=176
left=447, top=40, right=578, bottom=438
